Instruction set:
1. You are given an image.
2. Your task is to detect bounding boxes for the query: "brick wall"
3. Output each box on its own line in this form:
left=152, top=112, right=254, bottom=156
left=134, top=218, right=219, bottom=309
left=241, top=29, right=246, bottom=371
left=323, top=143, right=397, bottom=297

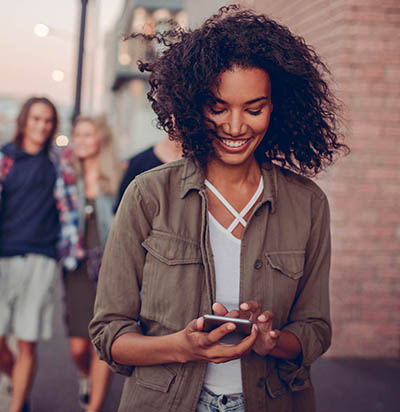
left=242, top=0, right=400, bottom=357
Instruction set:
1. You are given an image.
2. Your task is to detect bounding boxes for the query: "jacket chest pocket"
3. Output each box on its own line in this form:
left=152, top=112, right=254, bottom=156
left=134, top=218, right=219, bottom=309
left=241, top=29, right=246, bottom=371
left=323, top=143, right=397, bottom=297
left=141, top=230, right=204, bottom=331
left=265, top=251, right=305, bottom=323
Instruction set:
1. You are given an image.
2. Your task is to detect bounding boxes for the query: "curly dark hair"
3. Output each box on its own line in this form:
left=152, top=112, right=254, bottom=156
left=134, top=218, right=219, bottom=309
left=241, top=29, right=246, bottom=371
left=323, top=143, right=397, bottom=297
left=129, top=4, right=348, bottom=175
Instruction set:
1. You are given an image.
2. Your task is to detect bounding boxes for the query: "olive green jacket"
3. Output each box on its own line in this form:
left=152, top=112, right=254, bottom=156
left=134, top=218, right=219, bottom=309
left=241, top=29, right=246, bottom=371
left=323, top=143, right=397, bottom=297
left=89, top=158, right=331, bottom=412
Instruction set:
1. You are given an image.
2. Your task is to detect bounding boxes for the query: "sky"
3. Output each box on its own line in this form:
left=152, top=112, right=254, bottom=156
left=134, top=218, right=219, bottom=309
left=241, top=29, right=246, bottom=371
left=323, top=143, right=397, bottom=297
left=0, top=0, right=124, bottom=107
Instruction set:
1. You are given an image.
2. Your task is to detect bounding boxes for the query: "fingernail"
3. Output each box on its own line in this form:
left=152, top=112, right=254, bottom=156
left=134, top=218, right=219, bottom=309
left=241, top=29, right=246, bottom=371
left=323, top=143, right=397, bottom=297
left=227, top=323, right=235, bottom=330
left=241, top=303, right=249, bottom=310
left=258, top=315, right=266, bottom=322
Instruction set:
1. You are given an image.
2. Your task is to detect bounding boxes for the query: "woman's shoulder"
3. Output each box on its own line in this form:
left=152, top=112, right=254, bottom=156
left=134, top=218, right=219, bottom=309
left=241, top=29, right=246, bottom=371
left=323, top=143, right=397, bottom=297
left=269, top=163, right=327, bottom=201
left=138, top=157, right=186, bottom=177
left=135, top=158, right=189, bottom=189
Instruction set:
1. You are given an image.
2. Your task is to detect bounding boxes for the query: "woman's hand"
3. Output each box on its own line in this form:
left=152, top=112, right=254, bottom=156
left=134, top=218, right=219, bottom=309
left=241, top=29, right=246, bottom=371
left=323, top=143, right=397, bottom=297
left=176, top=315, right=257, bottom=364
left=213, top=301, right=280, bottom=357
left=111, top=303, right=298, bottom=367
left=240, top=301, right=280, bottom=356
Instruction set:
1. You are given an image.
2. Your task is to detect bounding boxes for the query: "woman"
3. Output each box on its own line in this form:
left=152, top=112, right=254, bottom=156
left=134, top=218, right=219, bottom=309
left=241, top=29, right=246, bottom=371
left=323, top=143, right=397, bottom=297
left=65, top=116, right=121, bottom=412
left=90, top=6, right=348, bottom=412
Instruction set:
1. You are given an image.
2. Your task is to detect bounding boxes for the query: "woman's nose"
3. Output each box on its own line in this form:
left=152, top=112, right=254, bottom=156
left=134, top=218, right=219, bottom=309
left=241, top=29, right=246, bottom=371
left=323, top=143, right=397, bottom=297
left=221, top=111, right=246, bottom=137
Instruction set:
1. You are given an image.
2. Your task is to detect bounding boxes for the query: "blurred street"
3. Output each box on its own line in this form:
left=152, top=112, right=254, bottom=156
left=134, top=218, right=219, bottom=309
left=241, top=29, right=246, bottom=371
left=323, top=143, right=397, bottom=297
left=1, top=275, right=399, bottom=412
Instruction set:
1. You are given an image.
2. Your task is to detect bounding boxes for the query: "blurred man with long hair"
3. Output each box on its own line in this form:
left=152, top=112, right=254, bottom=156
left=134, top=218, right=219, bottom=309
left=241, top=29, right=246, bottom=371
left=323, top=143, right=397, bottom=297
left=0, top=97, right=83, bottom=412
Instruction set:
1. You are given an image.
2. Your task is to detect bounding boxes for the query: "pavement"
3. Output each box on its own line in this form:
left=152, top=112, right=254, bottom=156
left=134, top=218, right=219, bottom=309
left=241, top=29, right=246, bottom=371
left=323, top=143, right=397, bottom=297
left=0, top=277, right=399, bottom=412
left=312, top=357, right=399, bottom=412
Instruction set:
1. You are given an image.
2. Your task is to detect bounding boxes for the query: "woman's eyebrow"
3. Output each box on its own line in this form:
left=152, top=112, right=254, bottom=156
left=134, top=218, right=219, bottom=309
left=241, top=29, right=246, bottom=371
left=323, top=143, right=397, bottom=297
left=245, top=97, right=269, bottom=104
left=213, top=96, right=269, bottom=105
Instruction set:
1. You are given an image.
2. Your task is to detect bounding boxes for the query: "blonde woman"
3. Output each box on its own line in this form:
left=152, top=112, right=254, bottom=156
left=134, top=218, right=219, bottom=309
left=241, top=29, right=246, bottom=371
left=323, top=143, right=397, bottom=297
left=64, top=116, right=122, bottom=412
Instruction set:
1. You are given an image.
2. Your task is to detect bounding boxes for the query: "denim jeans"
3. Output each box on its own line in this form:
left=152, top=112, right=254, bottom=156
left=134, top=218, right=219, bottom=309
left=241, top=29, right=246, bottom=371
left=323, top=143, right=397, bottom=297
left=196, top=387, right=245, bottom=412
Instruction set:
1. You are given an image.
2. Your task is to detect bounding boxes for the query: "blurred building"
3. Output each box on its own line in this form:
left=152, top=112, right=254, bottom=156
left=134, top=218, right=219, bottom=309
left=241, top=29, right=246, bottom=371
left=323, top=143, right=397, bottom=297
left=103, top=0, right=188, bottom=158
left=0, top=96, right=21, bottom=145
left=185, top=0, right=227, bottom=27
left=244, top=0, right=400, bottom=359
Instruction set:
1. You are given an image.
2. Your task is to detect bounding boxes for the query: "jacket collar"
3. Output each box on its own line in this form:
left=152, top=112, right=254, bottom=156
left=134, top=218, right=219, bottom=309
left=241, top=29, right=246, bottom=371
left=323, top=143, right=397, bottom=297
left=179, top=157, right=277, bottom=213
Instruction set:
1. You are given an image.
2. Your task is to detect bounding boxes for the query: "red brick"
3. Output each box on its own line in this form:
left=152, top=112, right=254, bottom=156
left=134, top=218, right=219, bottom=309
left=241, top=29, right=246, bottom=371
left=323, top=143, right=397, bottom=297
left=381, top=0, right=400, bottom=7
left=350, top=9, right=387, bottom=24
left=364, top=227, right=394, bottom=238
left=366, top=168, right=400, bottom=180
left=349, top=0, right=398, bottom=6
left=386, top=11, right=400, bottom=24
left=351, top=109, right=400, bottom=123
left=385, top=66, right=400, bottom=81
left=383, top=126, right=400, bottom=137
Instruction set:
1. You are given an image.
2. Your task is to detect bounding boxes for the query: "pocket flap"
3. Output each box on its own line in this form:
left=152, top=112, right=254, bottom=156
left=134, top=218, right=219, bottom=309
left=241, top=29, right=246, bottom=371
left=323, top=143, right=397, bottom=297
left=142, top=230, right=202, bottom=265
left=266, top=251, right=305, bottom=280
left=136, top=365, right=177, bottom=393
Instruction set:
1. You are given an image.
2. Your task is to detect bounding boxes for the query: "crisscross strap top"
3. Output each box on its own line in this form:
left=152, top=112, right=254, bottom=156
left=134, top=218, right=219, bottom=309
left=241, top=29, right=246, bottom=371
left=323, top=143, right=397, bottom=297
left=205, top=176, right=264, bottom=234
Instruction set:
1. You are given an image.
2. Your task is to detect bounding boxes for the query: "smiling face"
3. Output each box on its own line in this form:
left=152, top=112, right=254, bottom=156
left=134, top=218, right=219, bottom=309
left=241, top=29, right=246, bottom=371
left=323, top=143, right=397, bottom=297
left=23, top=103, right=55, bottom=153
left=72, top=120, right=101, bottom=160
left=204, top=66, right=273, bottom=168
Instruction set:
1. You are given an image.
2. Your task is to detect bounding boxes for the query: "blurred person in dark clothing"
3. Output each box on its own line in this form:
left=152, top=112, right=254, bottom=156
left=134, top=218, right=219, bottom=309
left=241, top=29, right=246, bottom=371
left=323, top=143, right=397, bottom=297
left=0, top=97, right=83, bottom=412
left=114, top=136, right=182, bottom=212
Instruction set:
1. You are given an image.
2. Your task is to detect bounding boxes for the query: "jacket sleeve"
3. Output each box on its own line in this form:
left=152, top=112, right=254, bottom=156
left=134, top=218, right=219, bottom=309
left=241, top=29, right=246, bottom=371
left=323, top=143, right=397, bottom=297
left=89, top=179, right=152, bottom=375
left=279, top=192, right=332, bottom=390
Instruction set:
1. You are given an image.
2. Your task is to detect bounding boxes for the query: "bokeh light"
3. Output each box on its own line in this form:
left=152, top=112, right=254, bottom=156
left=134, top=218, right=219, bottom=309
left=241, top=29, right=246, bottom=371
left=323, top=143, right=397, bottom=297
left=55, top=135, right=69, bottom=147
left=118, top=52, right=131, bottom=66
left=33, top=23, right=50, bottom=38
left=51, top=69, right=65, bottom=82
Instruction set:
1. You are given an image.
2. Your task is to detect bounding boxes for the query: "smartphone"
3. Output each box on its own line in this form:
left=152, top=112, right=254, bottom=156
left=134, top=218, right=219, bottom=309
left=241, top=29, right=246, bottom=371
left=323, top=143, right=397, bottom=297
left=202, top=314, right=253, bottom=344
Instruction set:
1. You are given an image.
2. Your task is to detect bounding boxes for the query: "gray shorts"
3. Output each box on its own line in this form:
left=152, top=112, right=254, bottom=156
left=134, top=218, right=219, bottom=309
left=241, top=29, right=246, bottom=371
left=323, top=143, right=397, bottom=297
left=0, top=254, right=58, bottom=342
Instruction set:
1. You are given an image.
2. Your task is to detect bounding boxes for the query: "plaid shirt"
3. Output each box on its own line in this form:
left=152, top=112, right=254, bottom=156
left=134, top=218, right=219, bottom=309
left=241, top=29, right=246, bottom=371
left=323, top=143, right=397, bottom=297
left=0, top=145, right=84, bottom=270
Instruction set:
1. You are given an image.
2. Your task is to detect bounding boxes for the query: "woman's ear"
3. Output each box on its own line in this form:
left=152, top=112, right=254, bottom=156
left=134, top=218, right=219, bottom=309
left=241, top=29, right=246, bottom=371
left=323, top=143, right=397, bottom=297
left=168, top=114, right=180, bottom=137
left=170, top=114, right=176, bottom=128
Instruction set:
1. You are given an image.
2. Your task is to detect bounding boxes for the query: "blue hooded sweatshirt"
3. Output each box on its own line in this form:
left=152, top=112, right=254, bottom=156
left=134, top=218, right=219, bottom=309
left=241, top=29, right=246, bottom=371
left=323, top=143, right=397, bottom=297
left=0, top=142, right=59, bottom=259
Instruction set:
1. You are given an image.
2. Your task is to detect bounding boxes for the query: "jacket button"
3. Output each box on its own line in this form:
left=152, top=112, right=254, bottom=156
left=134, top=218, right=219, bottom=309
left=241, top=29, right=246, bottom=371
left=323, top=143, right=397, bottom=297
left=254, top=259, right=263, bottom=270
left=257, top=377, right=265, bottom=388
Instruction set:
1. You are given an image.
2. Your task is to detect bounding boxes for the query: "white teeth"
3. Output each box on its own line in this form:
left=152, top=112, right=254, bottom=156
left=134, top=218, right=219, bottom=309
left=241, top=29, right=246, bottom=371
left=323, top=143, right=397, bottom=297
left=221, top=139, right=248, bottom=147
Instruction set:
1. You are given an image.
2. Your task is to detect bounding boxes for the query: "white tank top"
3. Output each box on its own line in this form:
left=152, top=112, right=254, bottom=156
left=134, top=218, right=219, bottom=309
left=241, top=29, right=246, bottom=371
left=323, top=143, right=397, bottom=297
left=203, top=177, right=264, bottom=395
